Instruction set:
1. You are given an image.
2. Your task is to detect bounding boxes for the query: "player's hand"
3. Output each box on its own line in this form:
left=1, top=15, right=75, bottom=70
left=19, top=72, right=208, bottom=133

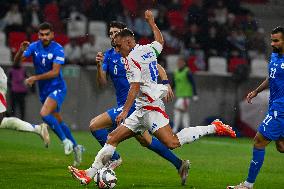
left=145, top=10, right=155, bottom=24
left=20, top=41, right=30, bottom=52
left=164, top=84, right=174, bottom=103
left=246, top=90, right=258, bottom=104
left=24, top=76, right=37, bottom=87
left=116, top=110, right=128, bottom=126
left=95, top=52, right=104, bottom=65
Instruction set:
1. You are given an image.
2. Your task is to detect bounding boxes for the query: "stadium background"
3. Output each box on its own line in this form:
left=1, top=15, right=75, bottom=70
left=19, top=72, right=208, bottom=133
left=0, top=0, right=283, bottom=137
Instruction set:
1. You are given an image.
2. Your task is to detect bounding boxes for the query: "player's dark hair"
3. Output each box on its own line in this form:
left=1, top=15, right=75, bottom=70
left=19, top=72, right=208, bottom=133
left=271, top=26, right=284, bottom=35
left=38, top=22, right=53, bottom=31
left=115, top=28, right=134, bottom=38
left=109, top=21, right=126, bottom=30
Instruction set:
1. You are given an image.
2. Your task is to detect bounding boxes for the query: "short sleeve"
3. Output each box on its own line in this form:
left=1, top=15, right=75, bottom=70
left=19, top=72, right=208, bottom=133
left=102, top=52, right=109, bottom=72
left=53, top=46, right=65, bottom=65
left=23, top=44, right=34, bottom=58
left=127, top=58, right=142, bottom=83
left=149, top=41, right=163, bottom=57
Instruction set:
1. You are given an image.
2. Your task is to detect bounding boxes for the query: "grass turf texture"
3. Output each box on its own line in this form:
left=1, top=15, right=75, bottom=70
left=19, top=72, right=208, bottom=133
left=0, top=129, right=283, bottom=189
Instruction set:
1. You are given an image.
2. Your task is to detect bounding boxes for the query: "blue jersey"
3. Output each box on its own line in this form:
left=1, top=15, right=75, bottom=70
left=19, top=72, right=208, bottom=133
left=103, top=48, right=130, bottom=106
left=23, top=40, right=66, bottom=100
left=268, top=52, right=284, bottom=111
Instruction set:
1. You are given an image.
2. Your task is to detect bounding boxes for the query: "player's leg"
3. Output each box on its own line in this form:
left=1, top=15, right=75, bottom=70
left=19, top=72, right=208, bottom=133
left=69, top=124, right=135, bottom=185
left=275, top=137, right=284, bottom=153
left=135, top=131, right=183, bottom=170
left=228, top=111, right=279, bottom=189
left=40, top=97, right=73, bottom=154
left=89, top=110, right=121, bottom=165
left=173, top=98, right=182, bottom=133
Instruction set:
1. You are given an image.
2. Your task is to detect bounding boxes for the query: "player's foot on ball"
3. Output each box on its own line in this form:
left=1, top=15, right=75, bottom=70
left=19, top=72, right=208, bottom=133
left=73, top=145, right=85, bottom=167
left=68, top=166, right=91, bottom=185
left=178, top=160, right=190, bottom=185
left=212, top=119, right=236, bottom=138
left=227, top=182, right=253, bottom=189
left=39, top=123, right=50, bottom=148
left=104, top=157, right=123, bottom=170
left=63, top=139, right=73, bottom=155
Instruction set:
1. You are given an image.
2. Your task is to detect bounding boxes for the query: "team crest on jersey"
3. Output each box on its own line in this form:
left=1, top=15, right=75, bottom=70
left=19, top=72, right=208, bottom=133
left=281, top=63, right=284, bottom=69
left=47, top=53, right=53, bottom=59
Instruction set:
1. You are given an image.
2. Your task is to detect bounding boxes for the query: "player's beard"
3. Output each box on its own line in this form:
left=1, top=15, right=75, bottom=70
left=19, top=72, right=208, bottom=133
left=272, top=46, right=282, bottom=53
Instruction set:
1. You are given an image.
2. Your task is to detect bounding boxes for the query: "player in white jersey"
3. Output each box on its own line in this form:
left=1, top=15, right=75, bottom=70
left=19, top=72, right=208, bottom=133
left=0, top=66, right=50, bottom=147
left=68, top=10, right=236, bottom=186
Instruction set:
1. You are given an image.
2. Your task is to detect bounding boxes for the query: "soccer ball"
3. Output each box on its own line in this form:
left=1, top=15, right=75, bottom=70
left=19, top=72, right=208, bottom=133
left=94, top=168, right=117, bottom=189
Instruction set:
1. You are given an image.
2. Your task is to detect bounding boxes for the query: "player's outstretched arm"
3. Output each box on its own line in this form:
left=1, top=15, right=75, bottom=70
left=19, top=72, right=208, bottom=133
left=246, top=77, right=269, bottom=104
left=25, top=63, right=61, bottom=86
left=157, top=64, right=174, bottom=102
left=96, top=52, right=107, bottom=87
left=145, top=10, right=164, bottom=46
left=14, top=41, right=30, bottom=64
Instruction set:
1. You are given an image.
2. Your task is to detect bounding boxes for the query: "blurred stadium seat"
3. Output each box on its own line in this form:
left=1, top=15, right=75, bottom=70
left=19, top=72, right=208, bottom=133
left=0, top=31, right=6, bottom=46
left=88, top=21, right=107, bottom=37
left=250, top=58, right=267, bottom=78
left=208, top=56, right=228, bottom=75
left=8, top=32, right=27, bottom=54
left=165, top=54, right=179, bottom=73
left=0, top=46, right=12, bottom=65
left=67, top=20, right=87, bottom=38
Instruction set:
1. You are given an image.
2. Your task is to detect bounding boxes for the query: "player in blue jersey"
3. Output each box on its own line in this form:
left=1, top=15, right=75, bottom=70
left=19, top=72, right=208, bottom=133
left=228, top=27, right=284, bottom=189
left=14, top=22, right=84, bottom=166
left=89, top=17, right=190, bottom=184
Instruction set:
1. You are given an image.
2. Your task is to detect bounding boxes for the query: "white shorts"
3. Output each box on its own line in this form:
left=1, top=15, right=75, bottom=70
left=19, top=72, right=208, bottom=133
left=174, top=97, right=190, bottom=111
left=0, top=67, right=7, bottom=113
left=123, top=106, right=169, bottom=134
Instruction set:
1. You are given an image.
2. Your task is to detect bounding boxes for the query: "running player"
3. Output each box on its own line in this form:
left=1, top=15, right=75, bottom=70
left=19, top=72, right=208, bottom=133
left=0, top=66, right=50, bottom=147
left=14, top=22, right=84, bottom=166
left=68, top=10, right=236, bottom=186
left=90, top=16, right=189, bottom=184
left=228, top=26, right=284, bottom=189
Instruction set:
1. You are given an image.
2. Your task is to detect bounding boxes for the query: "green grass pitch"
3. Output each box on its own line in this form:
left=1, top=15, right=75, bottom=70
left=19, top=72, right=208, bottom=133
left=0, top=129, right=283, bottom=189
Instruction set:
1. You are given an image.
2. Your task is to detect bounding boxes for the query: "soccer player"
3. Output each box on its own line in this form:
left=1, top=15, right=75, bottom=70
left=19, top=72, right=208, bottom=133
left=0, top=66, right=50, bottom=147
left=68, top=10, right=236, bottom=185
left=227, top=27, right=284, bottom=189
left=14, top=22, right=84, bottom=166
left=90, top=18, right=189, bottom=184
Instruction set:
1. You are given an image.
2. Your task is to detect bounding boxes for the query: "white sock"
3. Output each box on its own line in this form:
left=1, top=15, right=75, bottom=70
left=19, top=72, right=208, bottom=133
left=244, top=181, right=254, bottom=188
left=176, top=125, right=215, bottom=145
left=86, top=144, right=116, bottom=178
left=0, top=117, right=37, bottom=133
left=173, top=109, right=181, bottom=133
left=182, top=112, right=190, bottom=128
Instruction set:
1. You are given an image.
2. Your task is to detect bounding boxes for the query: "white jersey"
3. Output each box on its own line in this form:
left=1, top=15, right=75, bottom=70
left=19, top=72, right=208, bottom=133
left=124, top=41, right=168, bottom=109
left=0, top=67, right=7, bottom=113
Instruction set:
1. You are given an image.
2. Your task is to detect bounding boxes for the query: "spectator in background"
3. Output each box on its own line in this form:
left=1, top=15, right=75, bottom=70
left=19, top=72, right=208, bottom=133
left=81, top=35, right=100, bottom=65
left=8, top=62, right=28, bottom=120
left=184, top=23, right=204, bottom=57
left=2, top=3, right=23, bottom=33
left=172, top=57, right=198, bottom=133
left=64, top=38, right=82, bottom=65
left=155, top=6, right=170, bottom=31
left=23, top=1, right=44, bottom=33
left=133, top=10, right=152, bottom=39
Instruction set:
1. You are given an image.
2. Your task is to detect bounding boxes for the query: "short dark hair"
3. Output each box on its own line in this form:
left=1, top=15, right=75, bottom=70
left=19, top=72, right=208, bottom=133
left=115, top=28, right=134, bottom=38
left=271, top=26, right=284, bottom=35
left=38, top=22, right=53, bottom=31
left=109, top=21, right=126, bottom=30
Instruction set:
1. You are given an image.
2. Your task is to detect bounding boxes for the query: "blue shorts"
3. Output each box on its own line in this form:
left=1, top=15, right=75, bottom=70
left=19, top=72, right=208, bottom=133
left=40, top=89, right=66, bottom=113
left=107, top=104, right=136, bottom=129
left=258, top=109, right=284, bottom=141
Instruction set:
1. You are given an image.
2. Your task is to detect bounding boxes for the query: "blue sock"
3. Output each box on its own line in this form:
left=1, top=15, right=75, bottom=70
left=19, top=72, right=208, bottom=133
left=91, top=129, right=120, bottom=160
left=147, top=137, right=182, bottom=170
left=246, top=147, right=265, bottom=183
left=60, top=122, right=77, bottom=147
left=42, top=114, right=66, bottom=141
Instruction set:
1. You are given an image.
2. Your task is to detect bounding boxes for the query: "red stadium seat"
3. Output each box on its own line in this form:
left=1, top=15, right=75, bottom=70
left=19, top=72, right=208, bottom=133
left=54, top=33, right=70, bottom=46
left=167, top=10, right=186, bottom=34
left=228, top=57, right=248, bottom=73
left=8, top=32, right=27, bottom=54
